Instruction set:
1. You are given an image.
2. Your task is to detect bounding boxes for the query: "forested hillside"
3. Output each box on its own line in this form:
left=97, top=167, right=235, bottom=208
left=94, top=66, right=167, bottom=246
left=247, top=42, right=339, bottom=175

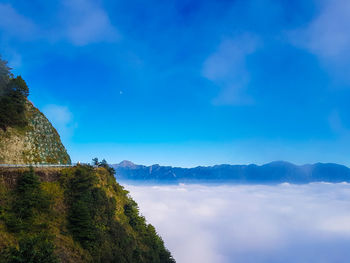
left=0, top=165, right=175, bottom=263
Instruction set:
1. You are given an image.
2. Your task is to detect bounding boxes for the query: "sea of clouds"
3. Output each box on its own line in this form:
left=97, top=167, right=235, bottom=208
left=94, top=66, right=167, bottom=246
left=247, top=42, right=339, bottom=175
left=125, top=183, right=350, bottom=263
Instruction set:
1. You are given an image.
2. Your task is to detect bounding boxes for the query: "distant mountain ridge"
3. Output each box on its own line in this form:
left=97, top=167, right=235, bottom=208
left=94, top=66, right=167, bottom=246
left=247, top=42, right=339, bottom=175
left=112, top=161, right=350, bottom=184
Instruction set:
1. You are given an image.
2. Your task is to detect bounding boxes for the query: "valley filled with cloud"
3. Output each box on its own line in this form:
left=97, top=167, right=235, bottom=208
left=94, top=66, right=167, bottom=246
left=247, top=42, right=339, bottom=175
left=127, top=183, right=350, bottom=263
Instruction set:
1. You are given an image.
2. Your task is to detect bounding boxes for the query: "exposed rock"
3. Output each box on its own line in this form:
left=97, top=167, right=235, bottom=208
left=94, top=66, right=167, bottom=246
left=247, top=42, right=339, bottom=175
left=0, top=100, right=71, bottom=164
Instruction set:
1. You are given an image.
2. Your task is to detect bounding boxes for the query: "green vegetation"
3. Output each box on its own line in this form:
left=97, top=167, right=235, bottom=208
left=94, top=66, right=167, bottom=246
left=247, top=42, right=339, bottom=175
left=5, top=167, right=51, bottom=232
left=92, top=157, right=116, bottom=176
left=0, top=167, right=58, bottom=263
left=1, top=233, right=58, bottom=263
left=0, top=56, right=174, bottom=261
left=0, top=56, right=71, bottom=165
left=0, top=57, right=29, bottom=131
left=0, top=164, right=175, bottom=262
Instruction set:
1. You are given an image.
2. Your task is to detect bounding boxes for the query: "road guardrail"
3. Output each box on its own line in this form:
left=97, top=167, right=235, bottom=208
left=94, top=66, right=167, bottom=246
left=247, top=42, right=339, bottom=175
left=0, top=164, right=76, bottom=168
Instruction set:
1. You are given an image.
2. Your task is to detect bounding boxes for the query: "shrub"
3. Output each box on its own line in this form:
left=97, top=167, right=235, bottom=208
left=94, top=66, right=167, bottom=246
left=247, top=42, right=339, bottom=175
left=0, top=233, right=58, bottom=263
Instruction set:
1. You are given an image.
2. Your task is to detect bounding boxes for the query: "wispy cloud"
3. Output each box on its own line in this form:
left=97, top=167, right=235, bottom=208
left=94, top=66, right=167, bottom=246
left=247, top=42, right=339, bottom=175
left=289, top=0, right=350, bottom=82
left=61, top=0, right=120, bottom=46
left=328, top=110, right=350, bottom=139
left=0, top=1, right=119, bottom=46
left=0, top=3, right=39, bottom=41
left=202, top=34, right=259, bottom=105
left=127, top=183, right=350, bottom=263
left=42, top=104, right=76, bottom=142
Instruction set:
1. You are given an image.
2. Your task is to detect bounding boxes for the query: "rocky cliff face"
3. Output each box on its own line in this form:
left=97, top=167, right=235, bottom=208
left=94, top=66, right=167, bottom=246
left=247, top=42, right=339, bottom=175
left=0, top=100, right=71, bottom=164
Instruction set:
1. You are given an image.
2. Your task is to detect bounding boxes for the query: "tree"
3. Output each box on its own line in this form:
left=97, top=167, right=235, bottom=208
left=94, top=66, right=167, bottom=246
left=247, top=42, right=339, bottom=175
left=101, top=159, right=107, bottom=165
left=8, top=75, right=29, bottom=98
left=100, top=159, right=108, bottom=168
left=92, top=157, right=99, bottom=166
left=0, top=65, right=29, bottom=130
left=0, top=56, right=12, bottom=92
left=14, top=167, right=50, bottom=219
left=68, top=199, right=96, bottom=249
left=0, top=233, right=58, bottom=263
left=0, top=168, right=58, bottom=263
left=5, top=168, right=51, bottom=232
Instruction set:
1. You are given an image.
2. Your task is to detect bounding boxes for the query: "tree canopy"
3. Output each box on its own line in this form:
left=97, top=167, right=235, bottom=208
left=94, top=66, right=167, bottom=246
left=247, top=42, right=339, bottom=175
left=0, top=56, right=29, bottom=130
left=0, top=56, right=12, bottom=93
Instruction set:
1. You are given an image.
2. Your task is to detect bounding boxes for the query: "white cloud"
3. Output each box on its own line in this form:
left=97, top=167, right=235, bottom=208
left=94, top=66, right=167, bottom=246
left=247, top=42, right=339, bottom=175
left=126, top=183, right=350, bottom=263
left=42, top=104, right=76, bottom=142
left=61, top=0, right=120, bottom=46
left=289, top=0, right=350, bottom=81
left=202, top=34, right=259, bottom=105
left=0, top=4, right=39, bottom=40
left=0, top=1, right=119, bottom=46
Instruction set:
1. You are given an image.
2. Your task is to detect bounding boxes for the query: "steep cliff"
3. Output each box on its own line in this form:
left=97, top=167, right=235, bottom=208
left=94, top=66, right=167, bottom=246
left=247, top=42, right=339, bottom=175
left=0, top=100, right=71, bottom=164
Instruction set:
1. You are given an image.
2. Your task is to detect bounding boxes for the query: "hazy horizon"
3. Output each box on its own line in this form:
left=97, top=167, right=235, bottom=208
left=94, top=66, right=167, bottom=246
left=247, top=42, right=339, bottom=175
left=113, top=159, right=350, bottom=169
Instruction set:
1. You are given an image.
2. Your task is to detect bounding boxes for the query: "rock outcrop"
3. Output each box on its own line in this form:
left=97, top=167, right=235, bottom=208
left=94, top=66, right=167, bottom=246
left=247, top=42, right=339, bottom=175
left=0, top=100, right=71, bottom=164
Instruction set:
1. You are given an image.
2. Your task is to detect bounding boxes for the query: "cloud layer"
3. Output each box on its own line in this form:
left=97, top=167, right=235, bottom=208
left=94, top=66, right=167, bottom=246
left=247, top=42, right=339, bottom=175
left=126, top=183, right=350, bottom=263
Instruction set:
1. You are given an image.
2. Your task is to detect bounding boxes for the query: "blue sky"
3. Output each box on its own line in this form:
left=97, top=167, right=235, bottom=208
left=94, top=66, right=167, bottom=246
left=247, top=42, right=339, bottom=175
left=1, top=0, right=350, bottom=167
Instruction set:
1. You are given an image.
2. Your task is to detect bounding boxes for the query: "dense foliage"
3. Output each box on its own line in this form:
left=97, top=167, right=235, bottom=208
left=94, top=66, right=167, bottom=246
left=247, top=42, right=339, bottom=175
left=0, top=165, right=175, bottom=263
left=0, top=57, right=29, bottom=130
left=62, top=165, right=175, bottom=263
left=0, top=168, right=58, bottom=263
